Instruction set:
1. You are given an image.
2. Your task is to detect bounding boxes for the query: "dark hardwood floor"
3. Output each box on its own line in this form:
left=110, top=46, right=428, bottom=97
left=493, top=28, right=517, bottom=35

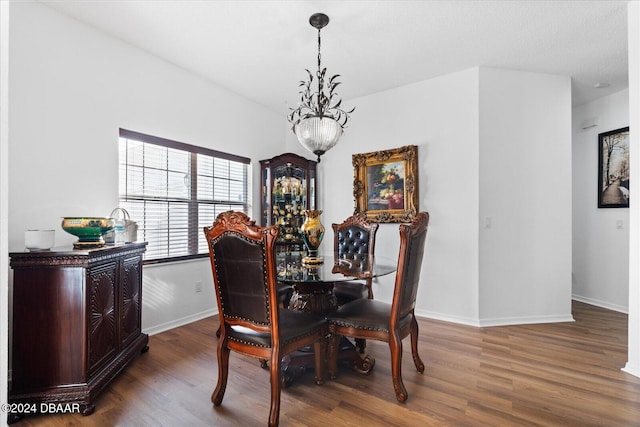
left=12, top=301, right=640, bottom=426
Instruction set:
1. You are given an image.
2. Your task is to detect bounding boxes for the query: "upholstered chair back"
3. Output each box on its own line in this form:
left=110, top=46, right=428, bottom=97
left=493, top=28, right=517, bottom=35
left=333, top=213, right=379, bottom=273
left=391, top=212, right=429, bottom=320
left=211, top=231, right=271, bottom=326
left=205, top=211, right=279, bottom=330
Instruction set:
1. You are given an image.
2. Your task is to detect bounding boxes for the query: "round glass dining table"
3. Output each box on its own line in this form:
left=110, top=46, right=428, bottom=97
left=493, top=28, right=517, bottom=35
left=277, top=252, right=396, bottom=314
left=275, top=252, right=396, bottom=385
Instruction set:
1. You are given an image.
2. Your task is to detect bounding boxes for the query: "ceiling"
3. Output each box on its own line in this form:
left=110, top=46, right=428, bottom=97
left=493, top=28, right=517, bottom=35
left=40, top=0, right=630, bottom=113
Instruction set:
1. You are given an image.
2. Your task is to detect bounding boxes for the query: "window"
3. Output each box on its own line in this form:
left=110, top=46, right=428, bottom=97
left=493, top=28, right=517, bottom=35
left=119, top=129, right=250, bottom=263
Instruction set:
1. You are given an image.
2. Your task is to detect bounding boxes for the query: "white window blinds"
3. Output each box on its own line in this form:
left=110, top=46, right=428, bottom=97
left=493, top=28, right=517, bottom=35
left=118, top=129, right=250, bottom=262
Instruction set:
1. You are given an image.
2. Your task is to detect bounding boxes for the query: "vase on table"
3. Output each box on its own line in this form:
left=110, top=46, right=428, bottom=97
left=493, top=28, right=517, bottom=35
left=300, top=209, right=325, bottom=265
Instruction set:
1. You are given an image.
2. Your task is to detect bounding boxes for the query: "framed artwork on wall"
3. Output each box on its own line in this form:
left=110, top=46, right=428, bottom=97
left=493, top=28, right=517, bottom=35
left=353, top=145, right=418, bottom=223
left=598, top=126, right=630, bottom=208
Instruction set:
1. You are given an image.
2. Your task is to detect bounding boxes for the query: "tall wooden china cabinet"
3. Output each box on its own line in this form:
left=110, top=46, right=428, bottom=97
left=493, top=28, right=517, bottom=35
left=260, top=153, right=317, bottom=276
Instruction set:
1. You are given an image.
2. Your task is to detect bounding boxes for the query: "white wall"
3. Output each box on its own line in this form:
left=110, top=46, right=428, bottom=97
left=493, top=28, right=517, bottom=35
left=8, top=2, right=284, bottom=333
left=624, top=0, right=640, bottom=379
left=322, top=68, right=482, bottom=324
left=322, top=67, right=573, bottom=326
left=573, top=89, right=630, bottom=312
left=478, top=68, right=573, bottom=325
left=0, top=0, right=10, bottom=413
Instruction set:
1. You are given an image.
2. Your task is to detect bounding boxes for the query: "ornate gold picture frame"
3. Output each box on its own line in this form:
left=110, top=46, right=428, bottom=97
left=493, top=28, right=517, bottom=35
left=353, top=145, right=418, bottom=223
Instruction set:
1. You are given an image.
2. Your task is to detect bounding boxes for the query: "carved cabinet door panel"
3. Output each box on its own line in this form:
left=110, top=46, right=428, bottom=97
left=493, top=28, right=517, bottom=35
left=119, top=255, right=143, bottom=348
left=11, top=267, right=87, bottom=390
left=87, top=262, right=118, bottom=375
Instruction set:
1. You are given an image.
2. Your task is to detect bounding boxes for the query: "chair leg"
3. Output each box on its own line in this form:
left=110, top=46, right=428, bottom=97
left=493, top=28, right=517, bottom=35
left=410, top=315, right=425, bottom=373
left=313, top=340, right=325, bottom=385
left=211, top=338, right=230, bottom=406
left=268, top=348, right=282, bottom=427
left=389, top=331, right=408, bottom=402
left=328, top=332, right=341, bottom=380
left=356, top=279, right=373, bottom=353
left=366, top=279, right=374, bottom=299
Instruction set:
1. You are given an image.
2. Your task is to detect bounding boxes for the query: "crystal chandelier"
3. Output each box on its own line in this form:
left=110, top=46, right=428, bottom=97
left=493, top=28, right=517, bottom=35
left=288, top=13, right=354, bottom=162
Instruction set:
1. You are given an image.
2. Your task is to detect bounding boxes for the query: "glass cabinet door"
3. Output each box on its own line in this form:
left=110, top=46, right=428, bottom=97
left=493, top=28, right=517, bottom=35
left=260, top=153, right=318, bottom=274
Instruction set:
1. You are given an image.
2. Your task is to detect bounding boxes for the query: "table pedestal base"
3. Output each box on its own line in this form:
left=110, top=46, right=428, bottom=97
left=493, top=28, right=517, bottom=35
left=287, top=281, right=336, bottom=314
left=265, top=337, right=375, bottom=387
left=280, top=281, right=374, bottom=386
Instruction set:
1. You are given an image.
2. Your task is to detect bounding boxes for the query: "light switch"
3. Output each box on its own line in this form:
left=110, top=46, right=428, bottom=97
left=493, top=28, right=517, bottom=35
left=484, top=217, right=492, bottom=229
left=616, top=220, right=624, bottom=229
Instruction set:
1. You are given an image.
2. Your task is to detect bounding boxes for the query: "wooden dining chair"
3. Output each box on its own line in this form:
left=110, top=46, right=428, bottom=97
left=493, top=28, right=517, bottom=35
left=204, top=211, right=327, bottom=427
left=332, top=213, right=379, bottom=304
left=327, top=211, right=429, bottom=402
left=332, top=213, right=379, bottom=353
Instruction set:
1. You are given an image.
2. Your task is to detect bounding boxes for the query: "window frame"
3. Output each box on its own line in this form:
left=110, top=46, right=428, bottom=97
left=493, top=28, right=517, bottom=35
left=119, top=128, right=251, bottom=264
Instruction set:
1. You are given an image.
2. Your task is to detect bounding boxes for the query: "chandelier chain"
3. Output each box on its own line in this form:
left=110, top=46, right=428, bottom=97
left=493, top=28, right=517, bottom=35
left=316, top=27, right=323, bottom=113
left=317, top=27, right=322, bottom=75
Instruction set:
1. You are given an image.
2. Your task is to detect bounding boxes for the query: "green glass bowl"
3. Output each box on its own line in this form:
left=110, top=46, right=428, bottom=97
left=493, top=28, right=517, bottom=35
left=61, top=217, right=115, bottom=248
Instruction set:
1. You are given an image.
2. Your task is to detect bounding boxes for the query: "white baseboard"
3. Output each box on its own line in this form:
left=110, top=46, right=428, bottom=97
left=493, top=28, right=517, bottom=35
left=622, top=361, right=640, bottom=378
left=147, top=298, right=616, bottom=335
left=143, top=308, right=218, bottom=336
left=414, top=308, right=481, bottom=327
left=477, top=314, right=575, bottom=327
left=415, top=309, right=574, bottom=327
left=572, top=294, right=628, bottom=314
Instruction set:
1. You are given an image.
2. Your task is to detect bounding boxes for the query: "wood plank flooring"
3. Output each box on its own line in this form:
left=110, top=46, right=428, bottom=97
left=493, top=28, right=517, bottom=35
left=12, top=301, right=640, bottom=426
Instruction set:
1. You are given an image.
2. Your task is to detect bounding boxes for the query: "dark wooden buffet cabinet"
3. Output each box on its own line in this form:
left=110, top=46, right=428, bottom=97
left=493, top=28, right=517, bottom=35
left=9, top=242, right=148, bottom=416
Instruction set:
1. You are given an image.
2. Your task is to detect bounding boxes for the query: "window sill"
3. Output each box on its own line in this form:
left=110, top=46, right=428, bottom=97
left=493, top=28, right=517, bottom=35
left=143, top=253, right=208, bottom=267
